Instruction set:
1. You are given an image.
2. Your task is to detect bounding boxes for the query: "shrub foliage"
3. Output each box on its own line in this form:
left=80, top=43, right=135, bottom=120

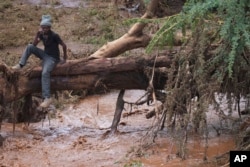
left=146, top=0, right=250, bottom=156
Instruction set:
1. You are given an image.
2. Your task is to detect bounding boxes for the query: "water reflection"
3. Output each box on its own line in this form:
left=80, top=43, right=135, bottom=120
left=23, top=0, right=87, bottom=8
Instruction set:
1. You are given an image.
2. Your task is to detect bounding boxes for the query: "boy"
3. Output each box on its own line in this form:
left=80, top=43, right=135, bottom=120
left=12, top=15, right=67, bottom=108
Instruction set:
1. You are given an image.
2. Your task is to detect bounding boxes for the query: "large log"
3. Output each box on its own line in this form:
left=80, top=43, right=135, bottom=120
left=89, top=0, right=159, bottom=59
left=0, top=55, right=172, bottom=104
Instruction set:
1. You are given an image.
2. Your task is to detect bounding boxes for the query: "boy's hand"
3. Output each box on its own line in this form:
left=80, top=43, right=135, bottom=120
left=37, top=27, right=43, bottom=36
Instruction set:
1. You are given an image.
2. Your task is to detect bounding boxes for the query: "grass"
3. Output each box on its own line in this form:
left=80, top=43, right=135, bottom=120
left=0, top=0, right=12, bottom=12
left=124, top=160, right=143, bottom=167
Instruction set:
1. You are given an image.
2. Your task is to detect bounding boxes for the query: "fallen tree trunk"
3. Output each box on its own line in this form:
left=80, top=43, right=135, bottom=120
left=89, top=0, right=160, bottom=59
left=0, top=55, right=172, bottom=105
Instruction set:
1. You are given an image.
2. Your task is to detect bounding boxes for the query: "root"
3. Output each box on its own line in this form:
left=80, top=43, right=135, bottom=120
left=110, top=89, right=125, bottom=133
left=0, top=61, right=20, bottom=105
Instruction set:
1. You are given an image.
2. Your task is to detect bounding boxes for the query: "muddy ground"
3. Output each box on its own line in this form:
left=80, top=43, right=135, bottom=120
left=0, top=0, right=246, bottom=167
left=0, top=90, right=238, bottom=167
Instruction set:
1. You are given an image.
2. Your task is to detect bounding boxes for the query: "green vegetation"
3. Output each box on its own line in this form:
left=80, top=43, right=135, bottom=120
left=145, top=0, right=250, bottom=158
left=124, top=160, right=143, bottom=167
left=149, top=0, right=249, bottom=83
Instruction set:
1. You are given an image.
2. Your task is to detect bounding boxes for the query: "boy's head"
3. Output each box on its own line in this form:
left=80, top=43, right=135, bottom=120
left=40, top=15, right=52, bottom=27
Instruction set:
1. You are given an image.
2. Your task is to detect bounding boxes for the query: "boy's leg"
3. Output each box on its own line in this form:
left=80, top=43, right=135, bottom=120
left=19, top=44, right=45, bottom=66
left=40, top=55, right=57, bottom=108
left=40, top=56, right=57, bottom=107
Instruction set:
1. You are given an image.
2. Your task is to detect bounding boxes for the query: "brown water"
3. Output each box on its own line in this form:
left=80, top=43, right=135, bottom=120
left=0, top=90, right=236, bottom=167
left=0, top=1, right=238, bottom=166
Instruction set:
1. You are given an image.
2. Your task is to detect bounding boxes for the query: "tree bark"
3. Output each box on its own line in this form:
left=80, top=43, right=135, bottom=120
left=0, top=55, right=172, bottom=105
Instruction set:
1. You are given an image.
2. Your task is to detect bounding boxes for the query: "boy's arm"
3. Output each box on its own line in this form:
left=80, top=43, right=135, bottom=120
left=60, top=41, right=67, bottom=64
left=32, top=31, right=41, bottom=46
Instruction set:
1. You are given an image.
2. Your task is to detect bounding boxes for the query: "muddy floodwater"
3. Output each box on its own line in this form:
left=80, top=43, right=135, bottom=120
left=0, top=90, right=236, bottom=167
left=0, top=0, right=245, bottom=166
